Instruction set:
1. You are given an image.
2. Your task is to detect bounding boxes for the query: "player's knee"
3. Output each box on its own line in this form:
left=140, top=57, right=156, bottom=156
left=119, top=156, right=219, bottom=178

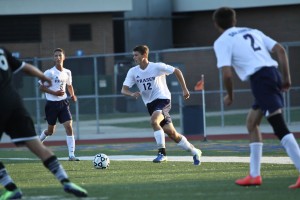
left=246, top=121, right=254, bottom=133
left=65, top=125, right=73, bottom=132
left=150, top=119, right=160, bottom=127
left=246, top=118, right=258, bottom=133
left=267, top=113, right=290, bottom=140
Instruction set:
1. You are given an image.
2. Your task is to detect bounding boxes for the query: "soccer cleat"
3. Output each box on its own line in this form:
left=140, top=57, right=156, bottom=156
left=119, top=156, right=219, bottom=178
left=193, top=149, right=202, bottom=165
left=153, top=153, right=167, bottom=163
left=289, top=176, right=300, bottom=189
left=68, top=156, right=80, bottom=161
left=235, top=175, right=262, bottom=186
left=63, top=182, right=88, bottom=197
left=0, top=188, right=22, bottom=200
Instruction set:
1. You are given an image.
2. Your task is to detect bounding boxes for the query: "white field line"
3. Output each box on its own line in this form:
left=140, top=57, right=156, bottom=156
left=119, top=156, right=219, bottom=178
left=84, top=155, right=293, bottom=164
left=1, top=156, right=292, bottom=164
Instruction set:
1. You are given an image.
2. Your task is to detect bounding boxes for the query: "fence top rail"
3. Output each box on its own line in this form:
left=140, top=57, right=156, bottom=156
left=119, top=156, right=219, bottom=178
left=21, top=41, right=300, bottom=62
left=282, top=41, right=300, bottom=47
left=22, top=86, right=300, bottom=101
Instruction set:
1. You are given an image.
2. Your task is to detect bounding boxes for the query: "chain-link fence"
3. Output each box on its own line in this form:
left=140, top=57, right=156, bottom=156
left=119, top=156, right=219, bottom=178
left=14, top=42, right=300, bottom=137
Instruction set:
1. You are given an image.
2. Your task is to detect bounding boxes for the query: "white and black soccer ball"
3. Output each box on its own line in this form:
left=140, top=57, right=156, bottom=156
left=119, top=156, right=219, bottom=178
left=93, top=153, right=110, bottom=169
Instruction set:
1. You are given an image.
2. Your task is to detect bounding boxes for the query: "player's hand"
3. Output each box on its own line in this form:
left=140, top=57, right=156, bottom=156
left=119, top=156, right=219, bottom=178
left=224, top=94, right=233, bottom=106
left=130, top=92, right=140, bottom=99
left=41, top=76, right=52, bottom=87
left=71, top=95, right=77, bottom=102
left=183, top=89, right=190, bottom=100
left=281, top=80, right=291, bottom=92
left=54, top=90, right=65, bottom=96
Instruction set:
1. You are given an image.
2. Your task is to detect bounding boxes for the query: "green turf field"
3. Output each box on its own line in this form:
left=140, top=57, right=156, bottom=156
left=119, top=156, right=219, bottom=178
left=1, top=141, right=300, bottom=199
left=1, top=160, right=299, bottom=200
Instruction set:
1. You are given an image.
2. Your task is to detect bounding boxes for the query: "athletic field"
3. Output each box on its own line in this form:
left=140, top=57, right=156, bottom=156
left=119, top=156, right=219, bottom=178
left=1, top=140, right=300, bottom=200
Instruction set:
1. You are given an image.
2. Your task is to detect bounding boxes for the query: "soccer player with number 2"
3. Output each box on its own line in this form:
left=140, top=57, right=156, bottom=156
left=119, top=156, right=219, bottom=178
left=212, top=7, right=300, bottom=188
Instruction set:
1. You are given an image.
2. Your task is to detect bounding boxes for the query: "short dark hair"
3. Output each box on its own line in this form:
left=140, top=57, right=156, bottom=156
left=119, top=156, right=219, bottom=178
left=212, top=7, right=236, bottom=30
left=133, top=45, right=149, bottom=56
left=53, top=48, right=65, bottom=55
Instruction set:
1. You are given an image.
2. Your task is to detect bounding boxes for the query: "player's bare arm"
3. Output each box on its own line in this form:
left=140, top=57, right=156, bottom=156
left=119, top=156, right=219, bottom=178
left=121, top=85, right=140, bottom=99
left=173, top=68, right=190, bottom=99
left=39, top=84, right=65, bottom=96
left=222, top=66, right=234, bottom=106
left=67, top=85, right=77, bottom=102
left=22, top=63, right=52, bottom=86
left=272, top=43, right=291, bottom=91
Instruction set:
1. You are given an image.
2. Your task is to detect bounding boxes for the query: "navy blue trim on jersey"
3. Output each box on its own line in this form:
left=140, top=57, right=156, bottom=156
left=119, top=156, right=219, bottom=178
left=146, top=99, right=172, bottom=127
left=45, top=99, right=72, bottom=125
left=250, top=67, right=284, bottom=116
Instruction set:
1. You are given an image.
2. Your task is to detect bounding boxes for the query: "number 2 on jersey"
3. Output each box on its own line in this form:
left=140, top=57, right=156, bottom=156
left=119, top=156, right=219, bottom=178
left=243, top=34, right=261, bottom=51
left=143, top=83, right=152, bottom=90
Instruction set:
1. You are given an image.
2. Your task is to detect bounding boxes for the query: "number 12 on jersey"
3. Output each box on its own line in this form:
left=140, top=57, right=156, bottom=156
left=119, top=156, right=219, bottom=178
left=143, top=83, right=152, bottom=90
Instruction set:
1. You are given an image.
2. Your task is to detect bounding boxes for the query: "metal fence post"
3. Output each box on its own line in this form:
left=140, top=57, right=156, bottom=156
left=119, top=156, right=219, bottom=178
left=33, top=57, right=42, bottom=133
left=179, top=95, right=183, bottom=133
left=285, top=45, right=291, bottom=124
left=93, top=56, right=100, bottom=134
left=218, top=69, right=225, bottom=127
left=75, top=99, right=80, bottom=140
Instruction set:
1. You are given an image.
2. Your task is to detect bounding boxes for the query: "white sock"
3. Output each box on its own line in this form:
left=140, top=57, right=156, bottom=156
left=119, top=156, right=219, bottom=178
left=281, top=133, right=300, bottom=172
left=66, top=136, right=75, bottom=157
left=249, top=142, right=263, bottom=177
left=40, top=130, right=48, bottom=142
left=177, top=135, right=198, bottom=155
left=154, top=130, right=165, bottom=149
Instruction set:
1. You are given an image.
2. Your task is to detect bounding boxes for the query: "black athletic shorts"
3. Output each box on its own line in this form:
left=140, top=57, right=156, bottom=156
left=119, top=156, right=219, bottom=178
left=146, top=99, right=172, bottom=127
left=0, top=89, right=38, bottom=144
left=250, top=67, right=284, bottom=116
left=45, top=99, right=72, bottom=125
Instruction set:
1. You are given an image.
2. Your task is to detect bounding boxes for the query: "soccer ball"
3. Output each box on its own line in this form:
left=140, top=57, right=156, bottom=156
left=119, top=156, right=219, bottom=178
left=93, top=153, right=110, bottom=169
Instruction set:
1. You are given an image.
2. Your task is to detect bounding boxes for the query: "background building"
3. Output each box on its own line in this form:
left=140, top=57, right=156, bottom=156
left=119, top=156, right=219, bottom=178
left=1, top=0, right=299, bottom=55
left=172, top=0, right=300, bottom=47
left=0, top=0, right=299, bottom=122
left=0, top=0, right=132, bottom=58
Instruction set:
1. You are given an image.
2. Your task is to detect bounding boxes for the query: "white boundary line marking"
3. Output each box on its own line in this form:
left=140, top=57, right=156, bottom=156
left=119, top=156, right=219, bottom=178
left=89, top=156, right=293, bottom=164
left=0, top=156, right=293, bottom=164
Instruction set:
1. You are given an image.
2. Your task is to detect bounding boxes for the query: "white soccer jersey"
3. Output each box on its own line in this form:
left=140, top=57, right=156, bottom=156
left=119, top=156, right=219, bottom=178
left=213, top=27, right=278, bottom=81
left=123, top=62, right=175, bottom=105
left=42, top=66, right=72, bottom=101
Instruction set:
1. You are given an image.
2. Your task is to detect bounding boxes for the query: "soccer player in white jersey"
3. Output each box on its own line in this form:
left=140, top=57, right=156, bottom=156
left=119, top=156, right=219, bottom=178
left=0, top=47, right=87, bottom=199
left=212, top=7, right=300, bottom=188
left=121, top=45, right=202, bottom=165
left=39, top=48, right=79, bottom=161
